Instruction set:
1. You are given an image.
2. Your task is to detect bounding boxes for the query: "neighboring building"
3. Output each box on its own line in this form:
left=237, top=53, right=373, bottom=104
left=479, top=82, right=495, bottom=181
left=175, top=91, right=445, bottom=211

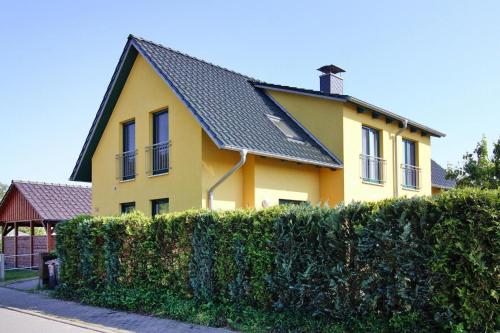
left=70, top=35, right=446, bottom=216
left=431, top=160, right=456, bottom=195
left=0, top=181, right=91, bottom=268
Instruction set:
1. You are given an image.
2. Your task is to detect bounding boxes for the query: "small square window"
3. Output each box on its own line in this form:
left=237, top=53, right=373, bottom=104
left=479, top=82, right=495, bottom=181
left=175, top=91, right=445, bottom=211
left=152, top=198, right=169, bottom=216
left=268, top=115, right=303, bottom=142
left=121, top=202, right=135, bottom=214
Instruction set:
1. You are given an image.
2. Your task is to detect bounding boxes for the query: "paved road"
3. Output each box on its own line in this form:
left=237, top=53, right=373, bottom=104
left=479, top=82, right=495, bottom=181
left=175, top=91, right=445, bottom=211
left=0, top=307, right=94, bottom=332
left=0, top=286, right=234, bottom=333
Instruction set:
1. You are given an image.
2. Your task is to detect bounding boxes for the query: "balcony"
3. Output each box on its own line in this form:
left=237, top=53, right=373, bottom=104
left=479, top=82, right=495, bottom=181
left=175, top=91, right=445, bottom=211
left=116, top=150, right=137, bottom=181
left=146, top=141, right=170, bottom=176
left=401, top=164, right=421, bottom=190
left=360, top=154, right=386, bottom=184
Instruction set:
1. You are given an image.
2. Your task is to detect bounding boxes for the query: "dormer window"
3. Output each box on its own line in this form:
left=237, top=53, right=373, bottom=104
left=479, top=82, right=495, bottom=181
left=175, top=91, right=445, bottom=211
left=268, top=115, right=302, bottom=142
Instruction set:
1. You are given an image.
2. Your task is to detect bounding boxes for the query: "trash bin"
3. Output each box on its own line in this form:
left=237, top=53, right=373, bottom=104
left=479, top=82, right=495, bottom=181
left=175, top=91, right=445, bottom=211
left=46, top=259, right=59, bottom=289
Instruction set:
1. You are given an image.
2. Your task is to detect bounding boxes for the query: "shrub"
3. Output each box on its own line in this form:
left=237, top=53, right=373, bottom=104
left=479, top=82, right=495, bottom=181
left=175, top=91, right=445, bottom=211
left=430, top=189, right=499, bottom=332
left=55, top=189, right=499, bottom=332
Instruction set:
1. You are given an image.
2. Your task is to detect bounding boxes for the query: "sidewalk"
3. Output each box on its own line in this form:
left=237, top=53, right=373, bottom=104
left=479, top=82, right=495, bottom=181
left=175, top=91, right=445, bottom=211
left=3, top=277, right=39, bottom=290
left=0, top=286, right=234, bottom=333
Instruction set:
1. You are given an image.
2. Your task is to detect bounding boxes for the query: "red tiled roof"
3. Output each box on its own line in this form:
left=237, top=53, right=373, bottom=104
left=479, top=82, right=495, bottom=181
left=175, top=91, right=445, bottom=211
left=11, top=181, right=91, bottom=220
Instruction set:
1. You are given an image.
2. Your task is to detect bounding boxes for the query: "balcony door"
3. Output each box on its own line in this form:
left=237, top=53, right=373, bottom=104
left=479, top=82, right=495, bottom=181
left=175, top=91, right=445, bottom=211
left=152, top=110, right=169, bottom=175
left=362, top=126, right=381, bottom=182
left=122, top=120, right=135, bottom=180
left=403, top=139, right=417, bottom=188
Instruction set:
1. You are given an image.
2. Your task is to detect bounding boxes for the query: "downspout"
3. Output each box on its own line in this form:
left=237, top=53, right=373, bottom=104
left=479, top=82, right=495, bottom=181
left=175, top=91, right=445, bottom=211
left=393, top=119, right=408, bottom=197
left=208, top=149, right=248, bottom=209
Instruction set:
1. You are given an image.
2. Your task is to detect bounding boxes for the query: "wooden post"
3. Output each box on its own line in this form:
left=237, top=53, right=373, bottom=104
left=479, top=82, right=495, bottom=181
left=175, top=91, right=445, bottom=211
left=30, top=221, right=34, bottom=269
left=14, top=222, right=18, bottom=268
left=0, top=253, right=4, bottom=282
left=47, top=222, right=55, bottom=252
left=45, top=222, right=49, bottom=252
left=1, top=223, right=4, bottom=253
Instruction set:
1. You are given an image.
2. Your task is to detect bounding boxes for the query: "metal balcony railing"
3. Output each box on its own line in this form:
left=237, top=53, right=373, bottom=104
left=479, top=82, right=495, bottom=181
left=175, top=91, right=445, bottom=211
left=401, top=164, right=421, bottom=190
left=146, top=141, right=170, bottom=176
left=360, top=154, right=386, bottom=184
left=116, top=150, right=137, bottom=181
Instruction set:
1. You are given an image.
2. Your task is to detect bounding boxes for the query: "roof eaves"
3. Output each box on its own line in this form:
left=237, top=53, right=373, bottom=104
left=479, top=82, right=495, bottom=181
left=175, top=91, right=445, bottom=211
left=223, top=145, right=343, bottom=169
left=432, top=183, right=454, bottom=190
left=347, top=97, right=446, bottom=138
left=0, top=182, right=15, bottom=215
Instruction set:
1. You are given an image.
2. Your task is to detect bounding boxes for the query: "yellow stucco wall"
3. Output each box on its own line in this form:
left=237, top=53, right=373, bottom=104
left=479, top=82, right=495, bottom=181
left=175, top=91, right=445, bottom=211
left=342, top=103, right=432, bottom=202
left=201, top=132, right=244, bottom=210
left=254, top=157, right=321, bottom=208
left=91, top=55, right=331, bottom=215
left=267, top=90, right=345, bottom=205
left=91, top=54, right=203, bottom=215
left=432, top=186, right=444, bottom=196
left=242, top=155, right=256, bottom=208
left=268, top=90, right=433, bottom=204
left=201, top=132, right=324, bottom=210
left=267, top=91, right=344, bottom=158
left=91, top=54, right=434, bottom=215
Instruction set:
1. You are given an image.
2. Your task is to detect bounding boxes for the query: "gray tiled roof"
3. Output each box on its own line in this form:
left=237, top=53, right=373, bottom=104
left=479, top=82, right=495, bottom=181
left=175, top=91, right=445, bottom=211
left=431, top=160, right=456, bottom=189
left=13, top=181, right=91, bottom=220
left=71, top=36, right=344, bottom=181
left=132, top=37, right=341, bottom=168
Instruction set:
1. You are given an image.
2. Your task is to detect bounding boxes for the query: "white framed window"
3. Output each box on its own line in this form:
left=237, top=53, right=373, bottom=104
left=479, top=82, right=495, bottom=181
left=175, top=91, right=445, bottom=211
left=402, top=139, right=420, bottom=189
left=361, top=126, right=385, bottom=183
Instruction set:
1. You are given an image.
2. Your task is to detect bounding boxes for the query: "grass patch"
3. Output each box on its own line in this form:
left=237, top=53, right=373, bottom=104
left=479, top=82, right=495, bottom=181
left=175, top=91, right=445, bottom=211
left=3, top=269, right=37, bottom=282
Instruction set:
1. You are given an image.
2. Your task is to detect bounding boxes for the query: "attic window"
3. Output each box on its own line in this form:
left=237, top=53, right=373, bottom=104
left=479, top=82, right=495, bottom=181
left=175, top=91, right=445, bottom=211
left=268, top=115, right=303, bottom=142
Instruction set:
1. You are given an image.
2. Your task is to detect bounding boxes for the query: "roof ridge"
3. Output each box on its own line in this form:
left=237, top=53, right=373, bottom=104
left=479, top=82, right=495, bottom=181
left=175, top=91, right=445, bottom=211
left=128, top=34, right=259, bottom=81
left=251, top=80, right=348, bottom=98
left=13, top=180, right=91, bottom=189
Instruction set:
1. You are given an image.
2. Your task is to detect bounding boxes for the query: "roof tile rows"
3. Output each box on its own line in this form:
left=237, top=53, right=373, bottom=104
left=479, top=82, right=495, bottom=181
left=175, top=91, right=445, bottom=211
left=132, top=36, right=341, bottom=168
left=431, top=160, right=456, bottom=189
left=12, top=181, right=91, bottom=220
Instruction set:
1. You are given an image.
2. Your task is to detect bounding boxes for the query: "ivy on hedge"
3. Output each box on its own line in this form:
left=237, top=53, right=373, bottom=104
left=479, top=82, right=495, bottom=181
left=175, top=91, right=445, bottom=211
left=55, top=189, right=499, bottom=333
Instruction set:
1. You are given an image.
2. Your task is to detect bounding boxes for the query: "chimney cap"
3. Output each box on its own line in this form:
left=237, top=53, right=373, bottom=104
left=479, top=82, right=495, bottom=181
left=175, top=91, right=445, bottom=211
left=317, top=64, right=345, bottom=75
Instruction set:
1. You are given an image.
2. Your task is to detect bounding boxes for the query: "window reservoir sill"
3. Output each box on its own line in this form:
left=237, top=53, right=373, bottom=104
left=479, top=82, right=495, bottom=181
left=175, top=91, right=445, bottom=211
left=402, top=185, right=420, bottom=192
left=119, top=178, right=136, bottom=183
left=362, top=179, right=385, bottom=187
left=148, top=170, right=170, bottom=178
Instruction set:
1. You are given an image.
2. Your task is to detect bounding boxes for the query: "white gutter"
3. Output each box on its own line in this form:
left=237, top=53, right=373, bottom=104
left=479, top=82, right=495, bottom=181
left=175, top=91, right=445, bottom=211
left=393, top=119, right=408, bottom=197
left=208, top=149, right=248, bottom=209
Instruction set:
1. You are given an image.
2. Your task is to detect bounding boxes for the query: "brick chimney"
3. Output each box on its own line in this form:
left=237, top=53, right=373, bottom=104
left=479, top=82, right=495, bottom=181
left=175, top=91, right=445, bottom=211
left=318, top=65, right=345, bottom=94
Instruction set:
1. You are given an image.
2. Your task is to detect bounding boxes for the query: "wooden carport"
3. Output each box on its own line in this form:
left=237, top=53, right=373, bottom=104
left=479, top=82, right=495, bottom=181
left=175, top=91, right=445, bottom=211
left=0, top=181, right=91, bottom=268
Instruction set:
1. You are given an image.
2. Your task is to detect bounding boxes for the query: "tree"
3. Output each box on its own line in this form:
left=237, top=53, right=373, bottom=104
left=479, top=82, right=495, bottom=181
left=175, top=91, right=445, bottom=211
left=0, top=182, right=7, bottom=200
left=447, top=136, right=500, bottom=189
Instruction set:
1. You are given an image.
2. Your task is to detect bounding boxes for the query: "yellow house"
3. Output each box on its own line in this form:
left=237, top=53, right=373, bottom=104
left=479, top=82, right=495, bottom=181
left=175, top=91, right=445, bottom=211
left=70, top=35, right=447, bottom=216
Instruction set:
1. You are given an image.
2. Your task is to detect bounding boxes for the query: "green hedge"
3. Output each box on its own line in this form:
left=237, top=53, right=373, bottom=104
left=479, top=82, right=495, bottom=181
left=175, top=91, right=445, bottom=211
left=55, top=189, right=499, bottom=332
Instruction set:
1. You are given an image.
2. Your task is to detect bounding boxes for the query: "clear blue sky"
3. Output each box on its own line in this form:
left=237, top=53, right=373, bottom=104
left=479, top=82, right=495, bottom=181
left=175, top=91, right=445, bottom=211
left=0, top=0, right=499, bottom=185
